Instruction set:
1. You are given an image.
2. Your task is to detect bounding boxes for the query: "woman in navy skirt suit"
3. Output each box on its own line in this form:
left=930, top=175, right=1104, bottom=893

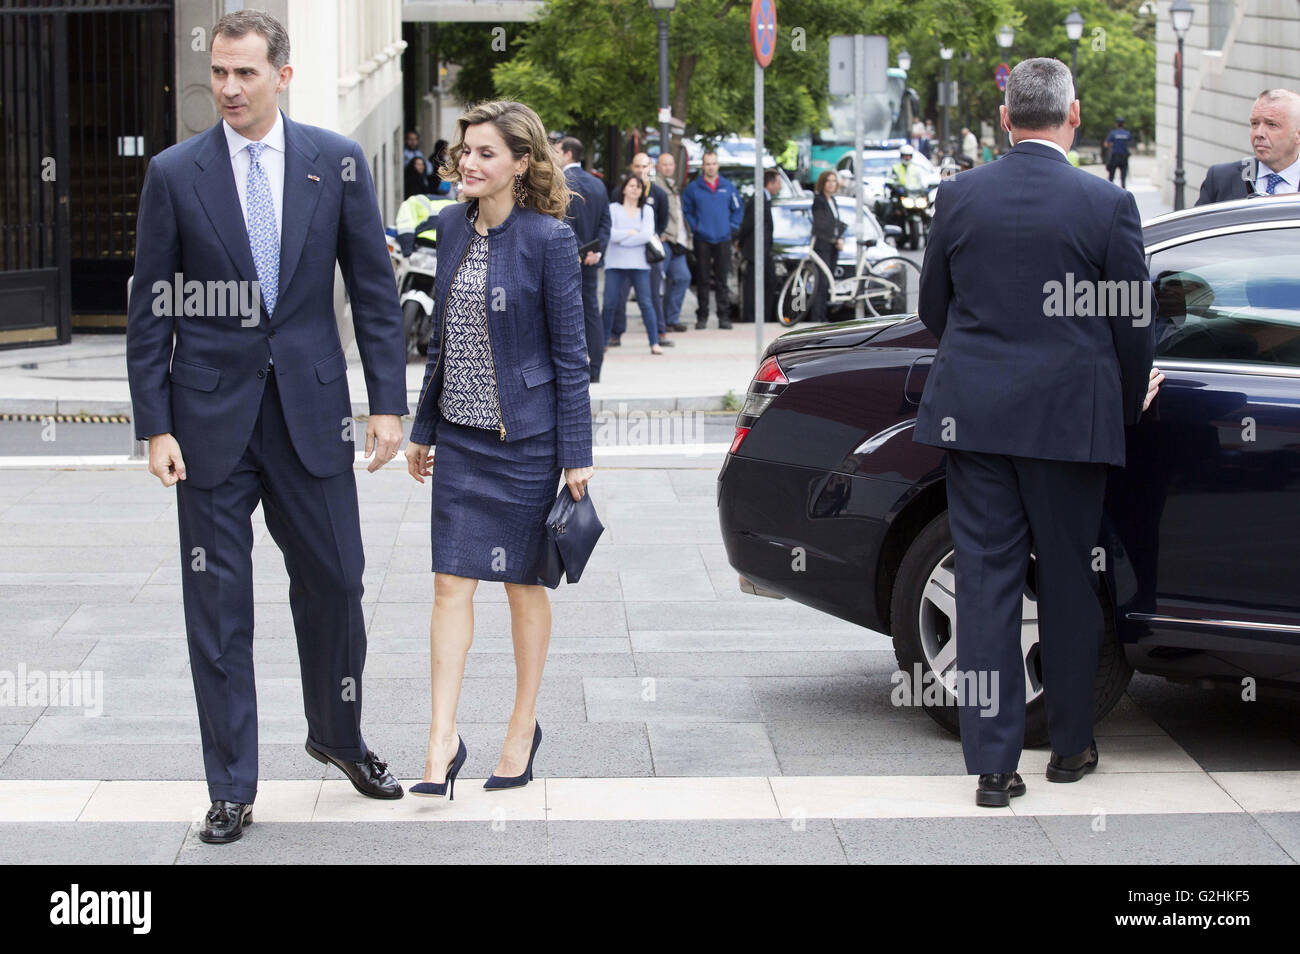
left=404, top=101, right=594, bottom=797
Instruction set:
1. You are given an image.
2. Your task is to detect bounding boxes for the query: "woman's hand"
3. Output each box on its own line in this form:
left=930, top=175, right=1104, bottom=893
left=405, top=442, right=433, bottom=483
left=564, top=465, right=594, bottom=501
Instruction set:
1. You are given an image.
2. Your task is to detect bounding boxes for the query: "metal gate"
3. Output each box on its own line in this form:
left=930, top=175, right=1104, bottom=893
left=0, top=0, right=173, bottom=349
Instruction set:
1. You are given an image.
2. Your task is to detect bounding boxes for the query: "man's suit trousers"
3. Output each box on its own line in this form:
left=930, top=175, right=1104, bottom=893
left=945, top=449, right=1109, bottom=775
left=175, top=368, right=369, bottom=803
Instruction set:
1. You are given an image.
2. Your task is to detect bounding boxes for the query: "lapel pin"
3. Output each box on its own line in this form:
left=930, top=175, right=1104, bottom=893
left=307, top=174, right=320, bottom=182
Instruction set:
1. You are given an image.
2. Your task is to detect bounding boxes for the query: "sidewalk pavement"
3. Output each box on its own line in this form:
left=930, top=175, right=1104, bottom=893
left=1, top=461, right=1297, bottom=863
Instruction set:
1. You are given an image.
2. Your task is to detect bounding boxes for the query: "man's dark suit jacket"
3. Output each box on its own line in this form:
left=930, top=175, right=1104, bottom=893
left=563, top=164, right=612, bottom=260
left=126, top=113, right=407, bottom=489
left=738, top=192, right=774, bottom=261
left=1196, top=158, right=1255, bottom=206
left=914, top=140, right=1156, bottom=467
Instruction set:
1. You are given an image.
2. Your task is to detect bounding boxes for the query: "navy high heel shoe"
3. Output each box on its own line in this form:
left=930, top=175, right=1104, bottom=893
left=411, top=736, right=467, bottom=799
left=484, top=722, right=541, bottom=790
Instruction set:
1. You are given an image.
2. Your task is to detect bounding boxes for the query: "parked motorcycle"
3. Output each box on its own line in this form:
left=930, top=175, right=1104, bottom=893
left=389, top=236, right=437, bottom=358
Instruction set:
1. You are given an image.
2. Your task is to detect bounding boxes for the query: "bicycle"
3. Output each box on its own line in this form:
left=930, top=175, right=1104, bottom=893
left=776, top=238, right=922, bottom=327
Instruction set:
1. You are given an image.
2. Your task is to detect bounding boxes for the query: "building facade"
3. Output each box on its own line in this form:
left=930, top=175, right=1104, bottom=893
left=0, top=0, right=404, bottom=350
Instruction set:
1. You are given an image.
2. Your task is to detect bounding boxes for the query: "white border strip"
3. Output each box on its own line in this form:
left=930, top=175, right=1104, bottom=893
left=1, top=772, right=1294, bottom=823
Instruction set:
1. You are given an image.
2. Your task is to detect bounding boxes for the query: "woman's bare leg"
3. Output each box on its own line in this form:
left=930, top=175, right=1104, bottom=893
left=421, top=572, right=477, bottom=783
left=493, top=582, right=552, bottom=777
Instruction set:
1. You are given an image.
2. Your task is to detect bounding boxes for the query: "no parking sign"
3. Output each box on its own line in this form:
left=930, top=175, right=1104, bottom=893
left=995, top=62, right=1010, bottom=91
left=750, top=0, right=775, bottom=67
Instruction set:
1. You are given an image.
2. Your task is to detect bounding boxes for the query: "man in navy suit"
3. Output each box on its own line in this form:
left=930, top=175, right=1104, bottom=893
left=1197, top=89, right=1300, bottom=205
left=126, top=10, right=407, bottom=844
left=555, top=136, right=612, bottom=381
left=915, top=58, right=1161, bottom=807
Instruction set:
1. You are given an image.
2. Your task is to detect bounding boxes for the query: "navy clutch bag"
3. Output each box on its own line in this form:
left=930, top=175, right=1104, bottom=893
left=539, top=486, right=604, bottom=588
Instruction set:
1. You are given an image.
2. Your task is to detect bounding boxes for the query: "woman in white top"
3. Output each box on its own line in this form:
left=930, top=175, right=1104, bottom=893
left=601, top=173, right=664, bottom=354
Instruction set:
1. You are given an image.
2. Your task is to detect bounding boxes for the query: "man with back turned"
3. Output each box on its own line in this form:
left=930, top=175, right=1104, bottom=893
left=914, top=58, right=1162, bottom=807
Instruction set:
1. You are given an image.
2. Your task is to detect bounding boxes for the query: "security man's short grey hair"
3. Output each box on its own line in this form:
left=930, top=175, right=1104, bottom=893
left=1256, top=89, right=1300, bottom=125
left=1004, top=58, right=1075, bottom=130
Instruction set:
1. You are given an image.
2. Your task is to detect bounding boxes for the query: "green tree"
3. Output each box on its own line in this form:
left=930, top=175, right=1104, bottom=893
left=903, top=0, right=1154, bottom=150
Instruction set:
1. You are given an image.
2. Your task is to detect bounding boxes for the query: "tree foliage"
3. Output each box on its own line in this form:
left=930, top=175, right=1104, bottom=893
left=432, top=0, right=1153, bottom=167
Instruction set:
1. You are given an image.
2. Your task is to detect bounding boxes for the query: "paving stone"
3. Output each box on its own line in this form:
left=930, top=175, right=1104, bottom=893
left=1036, top=812, right=1295, bottom=864
left=174, top=820, right=548, bottom=864
left=834, top=816, right=1064, bottom=864
left=0, top=822, right=188, bottom=864
left=546, top=818, right=846, bottom=864
left=632, top=650, right=883, bottom=677
left=0, top=743, right=326, bottom=782
left=1252, top=812, right=1300, bottom=863
left=648, top=722, right=780, bottom=776
left=584, top=676, right=761, bottom=722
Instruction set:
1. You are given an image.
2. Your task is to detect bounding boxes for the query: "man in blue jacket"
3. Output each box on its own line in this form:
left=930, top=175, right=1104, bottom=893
left=125, top=11, right=407, bottom=844
left=915, top=58, right=1160, bottom=808
left=682, top=151, right=743, bottom=329
left=556, top=136, right=612, bottom=381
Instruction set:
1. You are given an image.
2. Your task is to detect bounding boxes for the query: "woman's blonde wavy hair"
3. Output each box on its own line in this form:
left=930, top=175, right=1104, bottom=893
left=440, top=100, right=572, bottom=221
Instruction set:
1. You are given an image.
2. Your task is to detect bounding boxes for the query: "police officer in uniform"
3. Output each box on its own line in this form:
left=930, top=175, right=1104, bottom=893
left=1103, top=117, right=1133, bottom=189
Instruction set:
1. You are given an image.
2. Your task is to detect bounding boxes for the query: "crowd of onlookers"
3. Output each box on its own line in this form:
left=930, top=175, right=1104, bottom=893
left=397, top=125, right=783, bottom=383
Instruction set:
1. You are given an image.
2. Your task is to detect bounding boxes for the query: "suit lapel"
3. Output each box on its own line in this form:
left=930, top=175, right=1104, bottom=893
left=278, top=114, right=323, bottom=305
left=193, top=123, right=259, bottom=285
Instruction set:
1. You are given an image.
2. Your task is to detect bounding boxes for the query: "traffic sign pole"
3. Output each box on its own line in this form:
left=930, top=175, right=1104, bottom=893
left=751, top=0, right=775, bottom=365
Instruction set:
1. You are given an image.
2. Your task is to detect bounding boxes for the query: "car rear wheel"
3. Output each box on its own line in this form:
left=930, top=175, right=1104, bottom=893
left=889, top=511, right=1131, bottom=747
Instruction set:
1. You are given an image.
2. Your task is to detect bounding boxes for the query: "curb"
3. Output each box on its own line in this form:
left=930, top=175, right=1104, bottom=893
left=0, top=394, right=739, bottom=419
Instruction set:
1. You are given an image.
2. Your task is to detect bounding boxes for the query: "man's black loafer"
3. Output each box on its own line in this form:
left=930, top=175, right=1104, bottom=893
left=976, top=772, right=1027, bottom=808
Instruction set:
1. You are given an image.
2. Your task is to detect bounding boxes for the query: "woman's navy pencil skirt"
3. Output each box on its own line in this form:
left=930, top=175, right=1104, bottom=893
left=430, top=418, right=562, bottom=586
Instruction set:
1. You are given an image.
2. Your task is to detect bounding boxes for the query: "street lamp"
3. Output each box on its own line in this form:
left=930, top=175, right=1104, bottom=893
left=1171, top=0, right=1193, bottom=209
left=648, top=0, right=677, bottom=164
left=1065, top=8, right=1084, bottom=148
left=897, top=48, right=911, bottom=72
left=997, top=24, right=1015, bottom=52
left=939, top=44, right=954, bottom=157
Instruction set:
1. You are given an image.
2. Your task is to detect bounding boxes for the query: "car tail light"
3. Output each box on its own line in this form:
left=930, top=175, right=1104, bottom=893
left=730, top=355, right=788, bottom=455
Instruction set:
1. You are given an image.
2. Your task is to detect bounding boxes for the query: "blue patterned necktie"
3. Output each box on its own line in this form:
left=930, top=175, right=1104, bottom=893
left=1264, top=172, right=1285, bottom=195
left=245, top=141, right=279, bottom=317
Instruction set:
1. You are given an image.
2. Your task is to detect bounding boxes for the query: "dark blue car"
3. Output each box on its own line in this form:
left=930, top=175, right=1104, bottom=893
left=717, top=195, right=1300, bottom=745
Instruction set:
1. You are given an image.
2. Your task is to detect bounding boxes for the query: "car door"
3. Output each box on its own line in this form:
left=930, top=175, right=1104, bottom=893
left=1107, top=223, right=1300, bottom=655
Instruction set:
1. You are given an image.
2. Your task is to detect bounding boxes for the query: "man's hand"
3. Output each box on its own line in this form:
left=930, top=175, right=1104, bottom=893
left=405, top=441, right=433, bottom=483
left=582, top=250, right=600, bottom=266
left=147, top=433, right=186, bottom=487
left=364, top=414, right=403, bottom=472
left=1143, top=366, right=1165, bottom=412
left=564, top=465, right=594, bottom=501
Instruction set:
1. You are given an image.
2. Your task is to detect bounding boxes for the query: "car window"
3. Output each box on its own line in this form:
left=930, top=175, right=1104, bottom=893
left=770, top=201, right=882, bottom=246
left=1148, top=229, right=1300, bottom=367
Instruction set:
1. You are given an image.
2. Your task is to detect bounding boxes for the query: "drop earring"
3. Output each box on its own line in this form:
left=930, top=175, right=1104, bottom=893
left=513, top=172, right=526, bottom=205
